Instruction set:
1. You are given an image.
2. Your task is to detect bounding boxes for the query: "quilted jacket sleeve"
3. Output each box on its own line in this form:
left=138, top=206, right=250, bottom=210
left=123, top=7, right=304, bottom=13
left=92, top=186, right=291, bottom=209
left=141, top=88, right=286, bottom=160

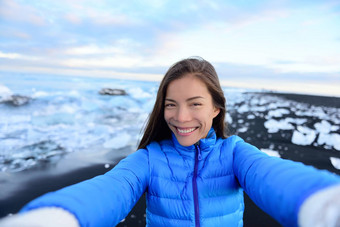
left=20, top=149, right=149, bottom=227
left=231, top=136, right=340, bottom=227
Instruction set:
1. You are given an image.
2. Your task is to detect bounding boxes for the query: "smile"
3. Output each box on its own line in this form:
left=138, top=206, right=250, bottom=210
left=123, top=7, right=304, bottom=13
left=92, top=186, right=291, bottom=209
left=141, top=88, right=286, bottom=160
left=176, top=127, right=198, bottom=135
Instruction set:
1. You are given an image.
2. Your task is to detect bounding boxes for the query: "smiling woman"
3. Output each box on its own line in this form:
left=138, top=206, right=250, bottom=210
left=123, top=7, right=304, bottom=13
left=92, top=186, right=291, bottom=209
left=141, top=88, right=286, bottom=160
left=0, top=57, right=339, bottom=227
left=164, top=74, right=220, bottom=146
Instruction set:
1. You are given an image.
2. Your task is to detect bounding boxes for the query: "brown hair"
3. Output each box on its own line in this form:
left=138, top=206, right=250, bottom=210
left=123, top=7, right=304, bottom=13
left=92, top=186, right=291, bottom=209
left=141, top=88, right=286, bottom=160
left=137, top=57, right=227, bottom=149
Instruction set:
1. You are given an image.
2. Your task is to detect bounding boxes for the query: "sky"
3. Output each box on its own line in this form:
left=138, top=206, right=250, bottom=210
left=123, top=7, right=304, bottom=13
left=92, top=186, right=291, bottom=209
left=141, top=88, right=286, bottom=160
left=0, top=0, right=340, bottom=96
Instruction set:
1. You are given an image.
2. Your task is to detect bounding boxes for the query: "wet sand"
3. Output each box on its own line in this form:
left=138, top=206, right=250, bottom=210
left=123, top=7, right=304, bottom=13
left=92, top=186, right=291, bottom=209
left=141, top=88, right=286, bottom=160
left=1, top=92, right=339, bottom=227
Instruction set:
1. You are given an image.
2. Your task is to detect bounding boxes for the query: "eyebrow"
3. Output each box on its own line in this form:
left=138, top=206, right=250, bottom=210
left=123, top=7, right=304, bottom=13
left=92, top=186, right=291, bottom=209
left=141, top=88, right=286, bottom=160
left=165, top=96, right=205, bottom=102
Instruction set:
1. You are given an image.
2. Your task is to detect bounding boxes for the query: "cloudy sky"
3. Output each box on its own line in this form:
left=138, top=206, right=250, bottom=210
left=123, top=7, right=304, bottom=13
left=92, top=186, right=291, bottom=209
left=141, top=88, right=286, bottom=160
left=1, top=0, right=340, bottom=96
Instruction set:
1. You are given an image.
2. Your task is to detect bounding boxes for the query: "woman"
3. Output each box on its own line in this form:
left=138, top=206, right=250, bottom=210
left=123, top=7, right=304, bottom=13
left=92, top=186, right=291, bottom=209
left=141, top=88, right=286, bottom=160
left=1, top=57, right=340, bottom=227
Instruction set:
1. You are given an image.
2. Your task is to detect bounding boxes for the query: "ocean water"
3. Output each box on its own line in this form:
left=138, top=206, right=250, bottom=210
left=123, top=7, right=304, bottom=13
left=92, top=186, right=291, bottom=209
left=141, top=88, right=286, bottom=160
left=1, top=72, right=340, bottom=173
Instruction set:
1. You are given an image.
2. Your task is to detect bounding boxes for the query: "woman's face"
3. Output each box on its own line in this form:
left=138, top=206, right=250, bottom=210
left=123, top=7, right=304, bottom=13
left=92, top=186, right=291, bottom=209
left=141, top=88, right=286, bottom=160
left=164, top=74, right=220, bottom=147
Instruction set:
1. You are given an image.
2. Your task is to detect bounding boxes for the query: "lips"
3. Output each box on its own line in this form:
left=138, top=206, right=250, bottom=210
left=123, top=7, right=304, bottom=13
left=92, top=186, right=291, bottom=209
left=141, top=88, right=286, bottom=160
left=177, top=127, right=196, bottom=133
left=174, top=126, right=198, bottom=136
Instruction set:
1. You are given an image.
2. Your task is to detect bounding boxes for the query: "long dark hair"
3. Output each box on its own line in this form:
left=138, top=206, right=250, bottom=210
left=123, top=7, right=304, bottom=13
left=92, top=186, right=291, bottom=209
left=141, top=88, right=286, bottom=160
left=138, top=57, right=227, bottom=149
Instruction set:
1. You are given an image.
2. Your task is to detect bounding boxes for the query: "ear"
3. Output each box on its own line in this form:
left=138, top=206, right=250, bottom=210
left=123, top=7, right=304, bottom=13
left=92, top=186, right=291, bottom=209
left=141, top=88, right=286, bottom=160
left=213, top=107, right=220, bottom=118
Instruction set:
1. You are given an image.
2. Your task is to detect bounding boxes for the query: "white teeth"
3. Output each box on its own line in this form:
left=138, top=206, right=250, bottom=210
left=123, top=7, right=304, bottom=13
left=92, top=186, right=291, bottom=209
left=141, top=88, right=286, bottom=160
left=177, top=128, right=196, bottom=133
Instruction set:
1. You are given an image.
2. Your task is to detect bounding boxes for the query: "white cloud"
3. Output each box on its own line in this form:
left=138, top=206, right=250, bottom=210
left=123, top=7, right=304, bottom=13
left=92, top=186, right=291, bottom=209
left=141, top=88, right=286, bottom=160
left=0, top=51, right=41, bottom=62
left=0, top=51, right=23, bottom=59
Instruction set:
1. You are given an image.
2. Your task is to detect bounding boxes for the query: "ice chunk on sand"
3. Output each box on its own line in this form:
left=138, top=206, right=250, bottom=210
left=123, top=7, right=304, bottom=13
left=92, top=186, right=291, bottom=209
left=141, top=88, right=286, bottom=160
left=264, top=119, right=294, bottom=133
left=247, top=114, right=255, bottom=119
left=237, top=104, right=249, bottom=113
left=267, top=108, right=290, bottom=118
left=286, top=117, right=307, bottom=125
left=318, top=133, right=340, bottom=151
left=260, top=149, right=281, bottom=158
left=291, top=126, right=316, bottom=146
left=267, top=101, right=289, bottom=109
left=330, top=157, right=340, bottom=170
left=238, top=127, right=248, bottom=133
left=314, top=120, right=339, bottom=134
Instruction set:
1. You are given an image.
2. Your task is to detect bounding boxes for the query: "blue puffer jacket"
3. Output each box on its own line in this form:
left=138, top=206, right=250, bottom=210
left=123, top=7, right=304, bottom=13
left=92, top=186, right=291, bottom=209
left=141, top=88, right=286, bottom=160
left=146, top=129, right=244, bottom=226
left=21, top=128, right=340, bottom=227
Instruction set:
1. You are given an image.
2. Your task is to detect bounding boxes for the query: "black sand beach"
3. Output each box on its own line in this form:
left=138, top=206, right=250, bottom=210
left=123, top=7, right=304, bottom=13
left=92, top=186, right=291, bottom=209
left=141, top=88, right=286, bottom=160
left=0, top=92, right=339, bottom=227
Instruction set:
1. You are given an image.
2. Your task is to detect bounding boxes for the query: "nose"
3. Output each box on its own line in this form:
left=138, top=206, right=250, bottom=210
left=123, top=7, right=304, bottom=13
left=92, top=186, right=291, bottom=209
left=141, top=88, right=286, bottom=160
left=175, top=106, right=191, bottom=122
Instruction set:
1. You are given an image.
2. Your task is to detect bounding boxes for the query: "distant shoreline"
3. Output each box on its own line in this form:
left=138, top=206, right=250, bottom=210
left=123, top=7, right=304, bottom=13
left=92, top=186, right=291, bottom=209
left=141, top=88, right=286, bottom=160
left=1, top=71, right=340, bottom=98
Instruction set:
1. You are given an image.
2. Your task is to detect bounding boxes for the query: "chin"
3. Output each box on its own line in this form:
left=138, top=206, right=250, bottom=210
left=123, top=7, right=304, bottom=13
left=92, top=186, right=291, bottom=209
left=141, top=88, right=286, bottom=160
left=176, top=137, right=197, bottom=147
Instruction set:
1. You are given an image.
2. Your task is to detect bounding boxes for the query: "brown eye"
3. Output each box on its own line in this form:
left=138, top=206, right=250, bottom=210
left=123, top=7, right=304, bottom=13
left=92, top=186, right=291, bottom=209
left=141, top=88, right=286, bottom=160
left=165, top=103, right=175, bottom=107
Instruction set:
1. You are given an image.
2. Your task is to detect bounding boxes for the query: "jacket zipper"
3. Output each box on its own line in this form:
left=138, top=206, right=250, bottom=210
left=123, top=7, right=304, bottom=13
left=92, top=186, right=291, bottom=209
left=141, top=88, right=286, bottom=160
left=193, top=143, right=202, bottom=227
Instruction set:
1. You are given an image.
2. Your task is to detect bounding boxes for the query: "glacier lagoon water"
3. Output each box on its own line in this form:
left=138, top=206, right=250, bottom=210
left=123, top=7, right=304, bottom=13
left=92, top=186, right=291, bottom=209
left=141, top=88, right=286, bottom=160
left=0, top=73, right=164, bottom=172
